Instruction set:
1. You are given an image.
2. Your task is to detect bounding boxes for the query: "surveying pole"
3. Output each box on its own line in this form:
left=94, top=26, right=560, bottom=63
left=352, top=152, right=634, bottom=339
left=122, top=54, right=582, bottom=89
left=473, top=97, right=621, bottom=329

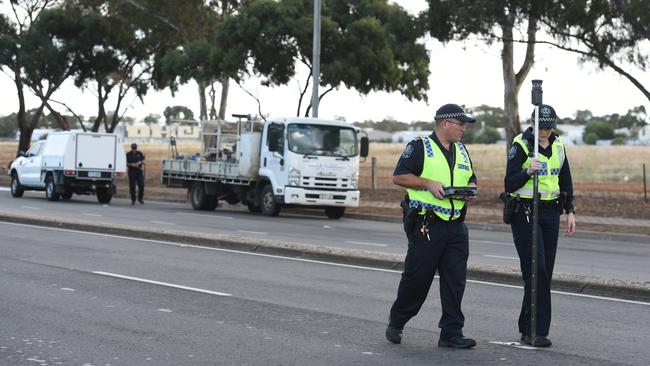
left=530, top=79, right=543, bottom=343
left=311, top=0, right=322, bottom=118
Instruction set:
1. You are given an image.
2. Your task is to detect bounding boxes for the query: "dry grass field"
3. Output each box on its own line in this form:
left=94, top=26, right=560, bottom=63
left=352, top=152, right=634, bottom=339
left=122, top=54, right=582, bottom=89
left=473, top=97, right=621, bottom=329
left=2, top=140, right=648, bottom=189
left=2, top=140, right=648, bottom=224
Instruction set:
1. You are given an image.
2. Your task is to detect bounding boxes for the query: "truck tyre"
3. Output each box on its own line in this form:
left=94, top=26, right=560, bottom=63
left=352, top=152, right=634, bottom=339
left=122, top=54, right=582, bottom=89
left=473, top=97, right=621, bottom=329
left=189, top=182, right=208, bottom=210
left=62, top=190, right=73, bottom=200
left=325, top=207, right=346, bottom=219
left=10, top=172, right=24, bottom=198
left=45, top=174, right=60, bottom=201
left=204, top=195, right=219, bottom=211
left=246, top=201, right=261, bottom=213
left=260, top=184, right=281, bottom=217
left=96, top=187, right=112, bottom=204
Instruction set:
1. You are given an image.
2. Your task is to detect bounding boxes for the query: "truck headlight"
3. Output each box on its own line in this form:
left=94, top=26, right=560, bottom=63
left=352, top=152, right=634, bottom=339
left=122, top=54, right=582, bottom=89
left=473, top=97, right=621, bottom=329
left=289, top=168, right=300, bottom=186
left=350, top=174, right=358, bottom=189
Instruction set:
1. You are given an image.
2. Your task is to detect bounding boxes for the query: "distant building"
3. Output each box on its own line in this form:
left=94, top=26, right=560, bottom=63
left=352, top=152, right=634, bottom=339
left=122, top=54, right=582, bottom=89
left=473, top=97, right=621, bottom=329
left=638, top=125, right=650, bottom=144
left=521, top=123, right=585, bottom=145
left=391, top=130, right=426, bottom=143
left=362, top=128, right=392, bottom=142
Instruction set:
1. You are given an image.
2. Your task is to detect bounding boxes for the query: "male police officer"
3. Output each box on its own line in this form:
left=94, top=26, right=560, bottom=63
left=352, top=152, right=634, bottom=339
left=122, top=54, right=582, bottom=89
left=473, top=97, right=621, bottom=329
left=505, top=104, right=576, bottom=347
left=386, top=103, right=478, bottom=349
left=126, top=143, right=145, bottom=205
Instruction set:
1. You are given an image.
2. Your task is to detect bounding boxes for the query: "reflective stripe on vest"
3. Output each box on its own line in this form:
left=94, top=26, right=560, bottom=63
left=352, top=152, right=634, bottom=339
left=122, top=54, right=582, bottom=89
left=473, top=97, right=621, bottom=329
left=510, top=134, right=564, bottom=200
left=406, top=136, right=473, bottom=220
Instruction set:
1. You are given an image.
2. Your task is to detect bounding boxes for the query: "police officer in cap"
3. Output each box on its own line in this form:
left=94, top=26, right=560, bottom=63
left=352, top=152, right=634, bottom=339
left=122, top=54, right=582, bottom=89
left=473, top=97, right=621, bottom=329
left=505, top=104, right=576, bottom=347
left=386, top=103, right=478, bottom=349
left=126, top=143, right=145, bottom=205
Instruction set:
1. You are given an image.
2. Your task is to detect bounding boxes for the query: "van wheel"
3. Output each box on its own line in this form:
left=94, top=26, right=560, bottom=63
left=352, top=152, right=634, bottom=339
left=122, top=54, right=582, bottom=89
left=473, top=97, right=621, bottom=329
left=10, top=172, right=24, bottom=198
left=45, top=175, right=60, bottom=201
left=96, top=187, right=112, bottom=204
left=260, top=184, right=280, bottom=217
left=325, top=207, right=346, bottom=219
left=189, top=182, right=208, bottom=210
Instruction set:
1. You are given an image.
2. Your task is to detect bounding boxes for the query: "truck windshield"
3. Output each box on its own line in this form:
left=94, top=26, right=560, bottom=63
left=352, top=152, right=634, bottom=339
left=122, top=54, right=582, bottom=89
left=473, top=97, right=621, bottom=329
left=287, top=124, right=358, bottom=157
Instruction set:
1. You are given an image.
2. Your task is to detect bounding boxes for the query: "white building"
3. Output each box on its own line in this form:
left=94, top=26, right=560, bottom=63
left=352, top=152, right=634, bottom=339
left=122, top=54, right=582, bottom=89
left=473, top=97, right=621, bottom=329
left=638, top=125, right=650, bottom=144
left=391, top=130, right=427, bottom=143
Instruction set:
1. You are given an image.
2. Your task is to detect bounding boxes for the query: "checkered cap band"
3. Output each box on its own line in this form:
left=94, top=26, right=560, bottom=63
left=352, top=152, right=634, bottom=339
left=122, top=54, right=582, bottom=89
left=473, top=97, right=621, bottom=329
left=435, top=112, right=465, bottom=121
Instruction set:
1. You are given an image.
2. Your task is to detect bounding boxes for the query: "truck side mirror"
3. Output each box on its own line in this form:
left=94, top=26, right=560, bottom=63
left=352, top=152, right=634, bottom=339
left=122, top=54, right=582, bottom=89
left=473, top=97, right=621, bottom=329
left=360, top=137, right=369, bottom=158
left=268, top=129, right=281, bottom=152
left=17, top=150, right=26, bottom=157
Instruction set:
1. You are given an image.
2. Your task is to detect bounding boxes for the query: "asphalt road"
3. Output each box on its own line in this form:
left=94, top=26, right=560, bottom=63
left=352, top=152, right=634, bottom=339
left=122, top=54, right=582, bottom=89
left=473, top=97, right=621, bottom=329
left=1, top=221, right=649, bottom=365
left=1, top=189, right=648, bottom=284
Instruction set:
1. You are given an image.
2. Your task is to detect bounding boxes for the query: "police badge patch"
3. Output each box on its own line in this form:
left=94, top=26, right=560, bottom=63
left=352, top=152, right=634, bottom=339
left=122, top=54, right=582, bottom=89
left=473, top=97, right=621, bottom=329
left=508, top=145, right=517, bottom=160
left=402, top=144, right=414, bottom=158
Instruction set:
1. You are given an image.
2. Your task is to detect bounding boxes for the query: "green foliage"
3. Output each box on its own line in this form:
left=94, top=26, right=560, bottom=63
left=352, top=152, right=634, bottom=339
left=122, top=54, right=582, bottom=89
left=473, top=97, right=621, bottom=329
left=144, top=114, right=161, bottom=124
left=164, top=106, right=195, bottom=123
left=352, top=118, right=410, bottom=133
left=474, top=127, right=501, bottom=144
left=217, top=0, right=430, bottom=114
left=611, top=137, right=626, bottom=145
left=0, top=114, right=18, bottom=138
left=584, top=120, right=615, bottom=140
left=467, top=105, right=506, bottom=128
left=583, top=132, right=598, bottom=145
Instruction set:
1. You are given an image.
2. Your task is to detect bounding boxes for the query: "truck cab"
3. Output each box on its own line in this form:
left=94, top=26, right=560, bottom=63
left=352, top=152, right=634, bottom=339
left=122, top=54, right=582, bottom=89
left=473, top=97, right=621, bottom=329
left=259, top=117, right=368, bottom=218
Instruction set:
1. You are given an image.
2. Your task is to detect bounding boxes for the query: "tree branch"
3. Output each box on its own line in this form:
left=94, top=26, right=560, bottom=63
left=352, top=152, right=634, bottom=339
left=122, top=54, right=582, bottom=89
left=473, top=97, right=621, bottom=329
left=235, top=80, right=266, bottom=121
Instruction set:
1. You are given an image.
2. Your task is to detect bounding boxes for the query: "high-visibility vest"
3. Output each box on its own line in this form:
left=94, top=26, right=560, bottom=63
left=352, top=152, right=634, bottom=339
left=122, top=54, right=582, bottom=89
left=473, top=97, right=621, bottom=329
left=509, top=134, right=565, bottom=200
left=406, top=136, right=474, bottom=221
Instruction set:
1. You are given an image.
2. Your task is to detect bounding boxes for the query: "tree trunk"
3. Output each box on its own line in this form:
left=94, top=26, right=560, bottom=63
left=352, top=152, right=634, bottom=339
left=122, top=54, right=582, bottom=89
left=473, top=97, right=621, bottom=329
left=501, top=13, right=537, bottom=152
left=219, top=77, right=229, bottom=120
left=198, top=80, right=208, bottom=121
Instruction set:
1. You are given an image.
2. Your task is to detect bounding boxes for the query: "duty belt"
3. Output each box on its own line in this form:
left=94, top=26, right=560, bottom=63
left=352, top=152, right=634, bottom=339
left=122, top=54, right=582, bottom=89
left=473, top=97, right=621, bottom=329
left=409, top=200, right=462, bottom=217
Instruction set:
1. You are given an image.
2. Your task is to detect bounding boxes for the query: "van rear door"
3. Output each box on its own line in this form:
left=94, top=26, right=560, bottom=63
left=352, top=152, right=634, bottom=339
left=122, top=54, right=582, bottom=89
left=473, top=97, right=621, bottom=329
left=76, top=134, right=117, bottom=171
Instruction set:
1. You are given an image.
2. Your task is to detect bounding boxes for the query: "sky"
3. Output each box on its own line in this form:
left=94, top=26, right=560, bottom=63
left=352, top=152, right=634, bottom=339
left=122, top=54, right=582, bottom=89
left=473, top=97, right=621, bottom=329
left=1, top=0, right=649, bottom=124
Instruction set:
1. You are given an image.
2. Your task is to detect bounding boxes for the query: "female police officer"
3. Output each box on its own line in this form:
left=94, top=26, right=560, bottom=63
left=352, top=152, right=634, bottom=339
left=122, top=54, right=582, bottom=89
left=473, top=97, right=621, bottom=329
left=505, top=104, right=576, bottom=347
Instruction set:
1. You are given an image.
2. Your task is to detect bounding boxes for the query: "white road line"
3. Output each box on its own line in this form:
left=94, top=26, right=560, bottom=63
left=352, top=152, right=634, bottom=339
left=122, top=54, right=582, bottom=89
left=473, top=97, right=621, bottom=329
left=472, top=240, right=512, bottom=246
left=3, top=221, right=649, bottom=307
left=21, top=206, right=40, bottom=210
left=489, top=341, right=542, bottom=350
left=484, top=255, right=519, bottom=260
left=345, top=241, right=389, bottom=247
left=93, top=271, right=232, bottom=297
left=82, top=213, right=102, bottom=217
left=237, top=230, right=267, bottom=235
left=150, top=221, right=175, bottom=226
left=175, top=212, right=235, bottom=220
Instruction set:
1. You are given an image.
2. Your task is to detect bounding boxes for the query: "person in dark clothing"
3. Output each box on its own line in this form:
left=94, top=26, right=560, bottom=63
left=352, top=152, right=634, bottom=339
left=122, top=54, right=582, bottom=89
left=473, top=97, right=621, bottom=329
left=386, top=103, right=478, bottom=349
left=504, top=104, right=576, bottom=348
left=126, top=143, right=145, bottom=205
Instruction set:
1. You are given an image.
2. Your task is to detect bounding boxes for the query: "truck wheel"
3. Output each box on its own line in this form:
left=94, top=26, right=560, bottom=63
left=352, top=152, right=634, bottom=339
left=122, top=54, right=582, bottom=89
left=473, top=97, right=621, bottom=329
left=260, top=184, right=280, bottom=217
left=10, top=172, right=24, bottom=198
left=45, top=175, right=60, bottom=201
left=246, top=201, right=261, bottom=213
left=325, top=207, right=346, bottom=219
left=189, top=182, right=208, bottom=210
left=96, top=187, right=112, bottom=204
left=62, top=191, right=73, bottom=200
left=204, top=195, right=219, bottom=211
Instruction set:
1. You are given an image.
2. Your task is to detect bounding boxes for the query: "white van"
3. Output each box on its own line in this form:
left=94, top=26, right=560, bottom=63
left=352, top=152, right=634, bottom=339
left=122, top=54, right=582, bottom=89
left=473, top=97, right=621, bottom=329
left=8, top=131, right=127, bottom=203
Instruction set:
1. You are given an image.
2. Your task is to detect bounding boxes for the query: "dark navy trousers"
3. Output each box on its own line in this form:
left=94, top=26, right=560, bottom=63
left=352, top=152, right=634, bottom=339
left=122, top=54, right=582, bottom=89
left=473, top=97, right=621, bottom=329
left=510, top=205, right=560, bottom=337
left=389, top=219, right=469, bottom=338
left=128, top=168, right=144, bottom=202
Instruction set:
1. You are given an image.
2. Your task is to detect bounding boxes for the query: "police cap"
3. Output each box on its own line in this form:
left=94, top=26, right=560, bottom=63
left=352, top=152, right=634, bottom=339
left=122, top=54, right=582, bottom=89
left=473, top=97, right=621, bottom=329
left=434, top=104, right=476, bottom=123
left=532, top=104, right=557, bottom=129
left=131, top=143, right=138, bottom=149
